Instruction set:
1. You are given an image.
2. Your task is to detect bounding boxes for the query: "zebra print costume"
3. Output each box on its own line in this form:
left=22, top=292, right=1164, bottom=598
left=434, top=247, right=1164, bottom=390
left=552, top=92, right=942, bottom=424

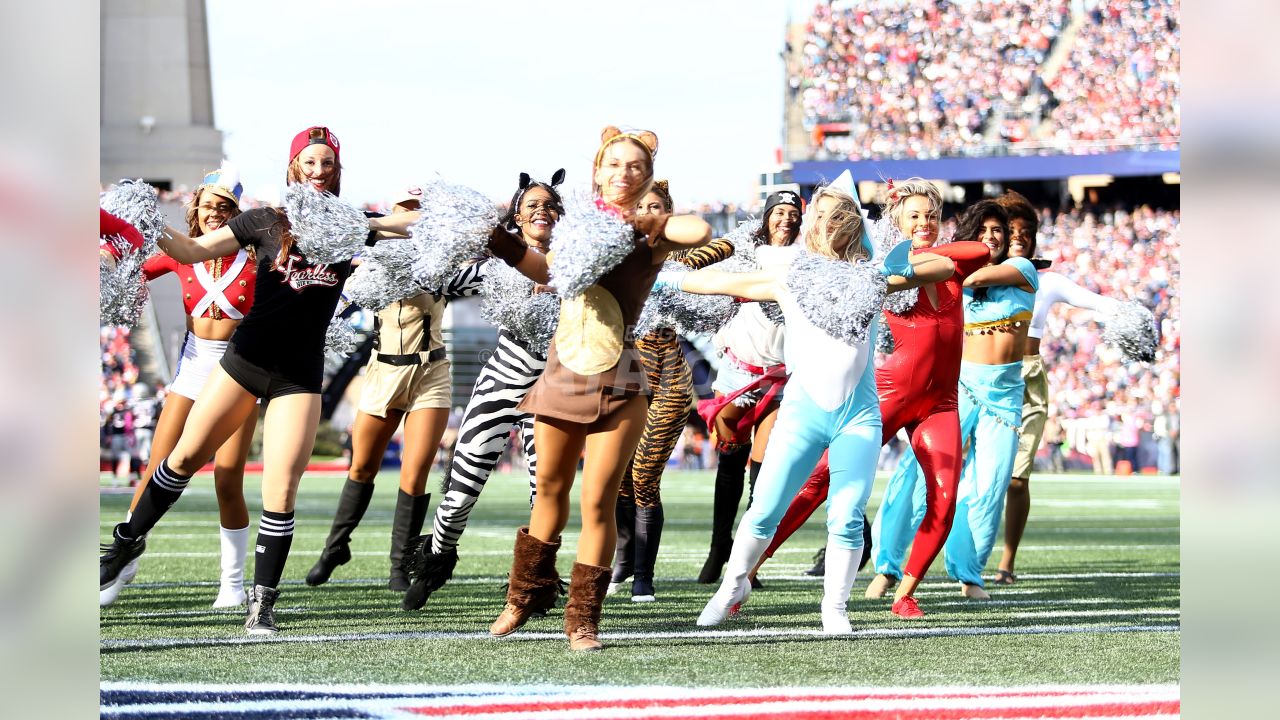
left=431, top=259, right=547, bottom=555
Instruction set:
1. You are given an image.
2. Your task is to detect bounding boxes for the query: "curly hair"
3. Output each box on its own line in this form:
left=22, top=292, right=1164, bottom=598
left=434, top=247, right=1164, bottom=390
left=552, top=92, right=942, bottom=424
left=753, top=203, right=802, bottom=247
left=955, top=199, right=1010, bottom=263
left=995, top=189, right=1039, bottom=257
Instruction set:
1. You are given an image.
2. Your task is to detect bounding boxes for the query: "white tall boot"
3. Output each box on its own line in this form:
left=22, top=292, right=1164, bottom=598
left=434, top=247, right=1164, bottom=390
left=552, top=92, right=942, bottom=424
left=697, top=534, right=772, bottom=627
left=213, top=525, right=249, bottom=608
left=820, top=539, right=864, bottom=635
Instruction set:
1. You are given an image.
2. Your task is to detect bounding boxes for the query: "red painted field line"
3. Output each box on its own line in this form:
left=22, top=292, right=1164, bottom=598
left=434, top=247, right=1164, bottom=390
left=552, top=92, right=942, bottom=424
left=654, top=702, right=1180, bottom=720
left=405, top=694, right=1176, bottom=717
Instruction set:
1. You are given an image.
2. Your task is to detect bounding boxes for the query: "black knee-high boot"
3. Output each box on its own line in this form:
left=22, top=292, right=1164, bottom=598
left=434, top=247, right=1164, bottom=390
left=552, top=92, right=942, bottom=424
left=389, top=491, right=430, bottom=592
left=631, top=504, right=664, bottom=601
left=306, top=479, right=375, bottom=586
left=610, top=494, right=637, bottom=585
left=698, top=445, right=750, bottom=584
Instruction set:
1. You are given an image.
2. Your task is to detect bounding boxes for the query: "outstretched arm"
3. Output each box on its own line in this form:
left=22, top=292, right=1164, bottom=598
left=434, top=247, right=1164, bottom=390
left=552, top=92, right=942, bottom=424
left=367, top=211, right=419, bottom=239
left=158, top=225, right=241, bottom=265
left=886, top=253, right=955, bottom=293
left=964, top=257, right=1036, bottom=292
left=670, top=267, right=779, bottom=303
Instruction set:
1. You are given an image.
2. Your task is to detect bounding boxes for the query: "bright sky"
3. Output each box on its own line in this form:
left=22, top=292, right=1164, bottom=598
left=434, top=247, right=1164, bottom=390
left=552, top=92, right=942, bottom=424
left=205, top=1, right=813, bottom=209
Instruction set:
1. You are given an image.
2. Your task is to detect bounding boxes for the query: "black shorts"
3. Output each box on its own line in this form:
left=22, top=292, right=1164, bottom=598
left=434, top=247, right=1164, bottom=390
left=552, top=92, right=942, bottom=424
left=220, top=346, right=321, bottom=400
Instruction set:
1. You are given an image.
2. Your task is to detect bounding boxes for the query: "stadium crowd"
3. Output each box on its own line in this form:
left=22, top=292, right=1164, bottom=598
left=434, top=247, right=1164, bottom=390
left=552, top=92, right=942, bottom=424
left=788, top=0, right=1178, bottom=160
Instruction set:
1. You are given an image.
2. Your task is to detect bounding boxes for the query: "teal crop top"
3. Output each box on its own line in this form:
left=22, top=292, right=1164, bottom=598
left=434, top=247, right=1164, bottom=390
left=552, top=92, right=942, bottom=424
left=962, top=256, right=1039, bottom=334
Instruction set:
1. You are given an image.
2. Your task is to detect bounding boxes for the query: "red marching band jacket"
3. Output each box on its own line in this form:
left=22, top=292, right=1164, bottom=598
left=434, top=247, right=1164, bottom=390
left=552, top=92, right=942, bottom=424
left=143, top=250, right=256, bottom=320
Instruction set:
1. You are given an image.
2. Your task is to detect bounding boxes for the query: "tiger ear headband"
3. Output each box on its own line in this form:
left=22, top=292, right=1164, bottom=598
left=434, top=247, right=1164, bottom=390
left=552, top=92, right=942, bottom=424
left=594, top=125, right=659, bottom=168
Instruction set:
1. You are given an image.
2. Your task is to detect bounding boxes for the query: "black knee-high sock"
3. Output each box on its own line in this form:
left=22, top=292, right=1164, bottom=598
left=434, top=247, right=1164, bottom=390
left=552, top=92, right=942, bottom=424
left=748, top=460, right=763, bottom=504
left=125, top=458, right=191, bottom=539
left=254, top=510, right=296, bottom=589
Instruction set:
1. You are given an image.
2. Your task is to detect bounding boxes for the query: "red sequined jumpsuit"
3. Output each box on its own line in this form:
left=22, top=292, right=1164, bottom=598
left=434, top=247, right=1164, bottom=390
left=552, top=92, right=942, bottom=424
left=761, top=241, right=990, bottom=580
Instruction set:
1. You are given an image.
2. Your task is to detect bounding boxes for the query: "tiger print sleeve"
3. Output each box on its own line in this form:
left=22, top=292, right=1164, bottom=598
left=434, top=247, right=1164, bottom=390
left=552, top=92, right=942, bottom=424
left=675, top=237, right=735, bottom=270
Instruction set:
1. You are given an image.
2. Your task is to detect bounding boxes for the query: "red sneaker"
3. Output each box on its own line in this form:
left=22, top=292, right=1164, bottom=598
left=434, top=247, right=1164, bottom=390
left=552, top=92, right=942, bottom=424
left=891, top=596, right=925, bottom=619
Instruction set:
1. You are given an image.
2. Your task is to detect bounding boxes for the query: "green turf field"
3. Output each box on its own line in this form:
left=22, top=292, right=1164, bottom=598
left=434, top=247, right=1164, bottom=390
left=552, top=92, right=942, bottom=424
left=99, top=469, right=1179, bottom=687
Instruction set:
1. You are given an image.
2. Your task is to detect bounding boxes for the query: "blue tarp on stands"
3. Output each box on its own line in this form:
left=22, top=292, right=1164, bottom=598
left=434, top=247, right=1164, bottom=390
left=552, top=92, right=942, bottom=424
left=789, top=150, right=1180, bottom=185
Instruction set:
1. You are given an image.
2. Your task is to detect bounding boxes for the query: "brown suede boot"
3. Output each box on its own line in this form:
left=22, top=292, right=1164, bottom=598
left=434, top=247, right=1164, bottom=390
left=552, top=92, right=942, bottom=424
left=489, top=527, right=561, bottom=637
left=564, top=562, right=611, bottom=652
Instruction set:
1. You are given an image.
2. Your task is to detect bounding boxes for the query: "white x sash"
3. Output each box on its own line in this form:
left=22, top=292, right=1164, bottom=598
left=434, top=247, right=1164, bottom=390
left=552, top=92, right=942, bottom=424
left=190, top=250, right=249, bottom=319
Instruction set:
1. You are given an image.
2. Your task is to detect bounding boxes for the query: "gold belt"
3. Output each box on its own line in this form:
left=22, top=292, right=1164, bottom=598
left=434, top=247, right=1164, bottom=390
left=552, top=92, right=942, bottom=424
left=964, top=311, right=1032, bottom=336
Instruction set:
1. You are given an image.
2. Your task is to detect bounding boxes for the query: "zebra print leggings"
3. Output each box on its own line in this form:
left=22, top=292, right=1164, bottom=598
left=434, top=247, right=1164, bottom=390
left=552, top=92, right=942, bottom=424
left=619, top=328, right=694, bottom=508
left=431, top=330, right=546, bottom=554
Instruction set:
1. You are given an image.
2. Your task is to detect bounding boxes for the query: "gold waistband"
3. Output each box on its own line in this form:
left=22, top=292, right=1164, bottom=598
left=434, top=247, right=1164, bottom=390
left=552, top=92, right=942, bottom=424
left=964, top=310, right=1032, bottom=334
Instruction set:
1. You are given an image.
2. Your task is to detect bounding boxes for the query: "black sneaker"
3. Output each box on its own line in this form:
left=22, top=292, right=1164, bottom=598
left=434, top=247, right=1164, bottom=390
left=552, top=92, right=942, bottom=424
left=245, top=585, right=280, bottom=634
left=803, top=547, right=827, bottom=577
left=100, top=523, right=146, bottom=590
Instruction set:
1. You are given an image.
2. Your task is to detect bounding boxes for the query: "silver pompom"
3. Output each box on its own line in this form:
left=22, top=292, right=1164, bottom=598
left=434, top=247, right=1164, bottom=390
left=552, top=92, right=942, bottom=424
left=283, top=184, right=369, bottom=263
left=100, top=180, right=165, bottom=256
left=636, top=262, right=738, bottom=337
left=884, top=286, right=919, bottom=316
left=409, top=181, right=500, bottom=289
left=346, top=239, right=424, bottom=311
left=785, top=251, right=887, bottom=345
left=479, top=260, right=560, bottom=355
left=1104, top=300, right=1159, bottom=363
left=99, top=251, right=149, bottom=327
left=875, top=313, right=897, bottom=354
left=721, top=217, right=764, bottom=269
left=324, top=313, right=359, bottom=356
left=548, top=191, right=634, bottom=298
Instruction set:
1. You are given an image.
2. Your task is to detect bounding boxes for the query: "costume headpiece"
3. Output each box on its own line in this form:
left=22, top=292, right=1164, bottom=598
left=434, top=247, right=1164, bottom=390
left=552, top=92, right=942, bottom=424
left=197, top=162, right=243, bottom=206
left=593, top=126, right=659, bottom=169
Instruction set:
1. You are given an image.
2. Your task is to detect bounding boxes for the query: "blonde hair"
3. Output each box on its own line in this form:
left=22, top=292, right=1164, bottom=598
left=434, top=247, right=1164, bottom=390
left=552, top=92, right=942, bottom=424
left=882, top=177, right=942, bottom=232
left=805, top=186, right=868, bottom=262
left=592, top=127, right=657, bottom=211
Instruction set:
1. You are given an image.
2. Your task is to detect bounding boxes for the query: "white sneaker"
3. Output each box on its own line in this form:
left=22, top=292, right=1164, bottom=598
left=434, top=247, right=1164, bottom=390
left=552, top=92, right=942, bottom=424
left=606, top=581, right=624, bottom=596
left=697, top=579, right=749, bottom=627
left=821, top=609, right=853, bottom=635
left=631, top=593, right=656, bottom=603
left=99, top=557, right=139, bottom=607
left=213, top=584, right=247, bottom=608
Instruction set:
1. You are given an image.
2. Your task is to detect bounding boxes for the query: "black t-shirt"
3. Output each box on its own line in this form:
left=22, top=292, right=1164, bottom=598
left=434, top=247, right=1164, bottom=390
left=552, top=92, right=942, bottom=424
left=226, top=208, right=353, bottom=382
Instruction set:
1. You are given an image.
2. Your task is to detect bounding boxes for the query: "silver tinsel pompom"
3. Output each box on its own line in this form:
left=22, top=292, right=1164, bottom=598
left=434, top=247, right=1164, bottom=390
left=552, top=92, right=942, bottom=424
left=635, top=262, right=738, bottom=337
left=869, top=218, right=920, bottom=315
left=99, top=251, right=149, bottom=327
left=346, top=239, right=425, bottom=311
left=479, top=260, right=560, bottom=355
left=548, top=191, right=634, bottom=298
left=283, top=184, right=369, bottom=263
left=324, top=313, right=359, bottom=356
left=875, top=313, right=896, bottom=355
left=1103, top=300, right=1159, bottom=363
left=100, top=179, right=165, bottom=256
left=409, top=181, right=500, bottom=290
left=720, top=217, right=763, bottom=271
left=884, top=285, right=919, bottom=316
left=785, top=251, right=887, bottom=346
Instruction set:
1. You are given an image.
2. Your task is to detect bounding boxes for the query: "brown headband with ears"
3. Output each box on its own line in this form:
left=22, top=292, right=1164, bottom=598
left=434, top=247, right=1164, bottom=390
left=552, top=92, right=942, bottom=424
left=595, top=125, right=659, bottom=168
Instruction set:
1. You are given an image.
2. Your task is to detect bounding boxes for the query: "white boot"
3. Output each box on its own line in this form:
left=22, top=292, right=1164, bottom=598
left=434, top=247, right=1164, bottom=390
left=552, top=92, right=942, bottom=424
left=213, top=525, right=249, bottom=608
left=697, top=534, right=772, bottom=627
left=820, top=540, right=864, bottom=635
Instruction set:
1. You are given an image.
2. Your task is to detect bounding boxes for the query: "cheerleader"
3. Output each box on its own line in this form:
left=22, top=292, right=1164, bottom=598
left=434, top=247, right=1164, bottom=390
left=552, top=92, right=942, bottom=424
left=99, top=126, right=417, bottom=633
left=672, top=173, right=954, bottom=633
left=869, top=199, right=1039, bottom=600
left=484, top=126, right=711, bottom=651
left=399, top=171, right=565, bottom=610
left=695, top=190, right=802, bottom=586
left=304, top=189, right=453, bottom=596
left=609, top=180, right=735, bottom=602
left=100, top=168, right=259, bottom=609
left=752, top=179, right=992, bottom=618
left=995, top=190, right=1126, bottom=584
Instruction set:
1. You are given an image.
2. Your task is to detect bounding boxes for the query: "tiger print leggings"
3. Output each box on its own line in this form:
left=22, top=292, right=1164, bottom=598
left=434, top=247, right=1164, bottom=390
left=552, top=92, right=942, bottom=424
left=431, top=330, right=545, bottom=554
left=619, top=328, right=694, bottom=508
